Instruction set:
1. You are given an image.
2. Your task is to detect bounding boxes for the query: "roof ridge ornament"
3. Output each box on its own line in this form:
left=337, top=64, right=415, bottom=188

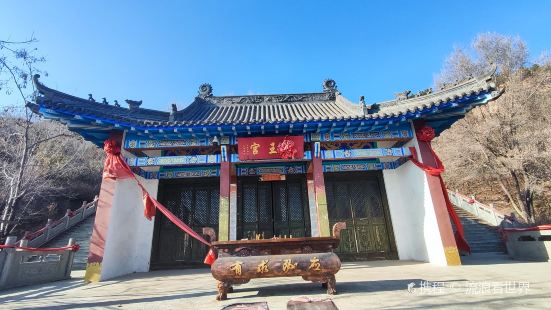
left=203, top=92, right=336, bottom=104
left=395, top=90, right=411, bottom=101
left=359, top=96, right=380, bottom=115
left=199, top=83, right=213, bottom=98
left=169, top=103, right=177, bottom=121
left=323, top=79, right=337, bottom=92
left=125, top=99, right=142, bottom=110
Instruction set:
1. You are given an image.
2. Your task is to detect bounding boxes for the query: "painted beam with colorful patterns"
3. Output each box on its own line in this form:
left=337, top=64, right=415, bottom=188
left=309, top=126, right=413, bottom=142
left=126, top=147, right=411, bottom=167
left=322, top=159, right=406, bottom=172
left=122, top=128, right=411, bottom=151
left=130, top=157, right=406, bottom=179
left=320, top=147, right=410, bottom=160
left=134, top=166, right=220, bottom=179
left=127, top=154, right=220, bottom=167
left=236, top=163, right=306, bottom=176
left=124, top=134, right=236, bottom=149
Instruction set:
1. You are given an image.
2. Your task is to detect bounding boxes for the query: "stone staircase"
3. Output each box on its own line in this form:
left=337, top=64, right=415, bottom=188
left=44, top=215, right=95, bottom=270
left=454, top=206, right=507, bottom=254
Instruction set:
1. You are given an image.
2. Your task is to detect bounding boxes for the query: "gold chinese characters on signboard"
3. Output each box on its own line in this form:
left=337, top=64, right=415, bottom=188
left=269, top=142, right=277, bottom=154
left=250, top=142, right=260, bottom=155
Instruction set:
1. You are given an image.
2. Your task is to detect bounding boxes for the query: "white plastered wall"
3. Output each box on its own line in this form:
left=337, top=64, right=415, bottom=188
left=100, top=176, right=158, bottom=280
left=382, top=124, right=447, bottom=265
left=99, top=137, right=159, bottom=280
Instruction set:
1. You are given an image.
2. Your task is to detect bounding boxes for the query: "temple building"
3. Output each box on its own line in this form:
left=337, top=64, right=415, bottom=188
left=29, top=69, right=499, bottom=282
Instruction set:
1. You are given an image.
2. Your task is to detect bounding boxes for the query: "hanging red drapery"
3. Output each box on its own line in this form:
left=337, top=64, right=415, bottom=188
left=409, top=125, right=471, bottom=254
left=102, top=138, right=216, bottom=265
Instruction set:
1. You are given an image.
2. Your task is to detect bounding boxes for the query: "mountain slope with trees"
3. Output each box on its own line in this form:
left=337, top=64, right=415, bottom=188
left=433, top=33, right=551, bottom=224
left=0, top=37, right=103, bottom=241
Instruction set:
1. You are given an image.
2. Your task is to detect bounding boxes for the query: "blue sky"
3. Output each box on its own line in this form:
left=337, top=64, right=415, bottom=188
left=1, top=1, right=550, bottom=111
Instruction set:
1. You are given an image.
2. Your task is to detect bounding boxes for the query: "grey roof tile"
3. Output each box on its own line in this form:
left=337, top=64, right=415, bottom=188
left=32, top=69, right=498, bottom=128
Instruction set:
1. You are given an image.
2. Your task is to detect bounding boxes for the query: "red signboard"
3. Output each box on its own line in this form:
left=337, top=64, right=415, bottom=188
left=238, top=136, right=304, bottom=161
left=260, top=174, right=286, bottom=181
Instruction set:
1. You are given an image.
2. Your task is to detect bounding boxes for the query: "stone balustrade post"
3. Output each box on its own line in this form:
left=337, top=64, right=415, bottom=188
left=0, top=236, right=17, bottom=277
left=4, top=236, right=17, bottom=247
left=82, top=201, right=87, bottom=219
left=473, top=201, right=480, bottom=217
left=45, top=219, right=54, bottom=241
left=3, top=236, right=17, bottom=254
left=489, top=203, right=499, bottom=226
left=65, top=209, right=72, bottom=229
left=65, top=238, right=76, bottom=277
left=18, top=239, right=28, bottom=248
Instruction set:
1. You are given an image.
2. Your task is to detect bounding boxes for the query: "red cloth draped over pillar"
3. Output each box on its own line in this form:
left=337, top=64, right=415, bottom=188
left=102, top=138, right=216, bottom=265
left=409, top=126, right=471, bottom=254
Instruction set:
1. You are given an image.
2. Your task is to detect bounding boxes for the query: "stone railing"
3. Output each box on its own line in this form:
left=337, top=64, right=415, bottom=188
left=502, top=226, right=551, bottom=262
left=21, top=196, right=98, bottom=248
left=0, top=236, right=77, bottom=290
left=447, top=190, right=505, bottom=226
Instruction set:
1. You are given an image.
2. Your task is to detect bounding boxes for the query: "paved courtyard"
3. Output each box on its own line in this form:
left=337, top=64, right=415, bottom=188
left=1, top=255, right=550, bottom=310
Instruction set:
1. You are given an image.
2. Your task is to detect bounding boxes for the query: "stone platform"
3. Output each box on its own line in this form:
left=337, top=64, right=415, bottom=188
left=2, top=256, right=550, bottom=309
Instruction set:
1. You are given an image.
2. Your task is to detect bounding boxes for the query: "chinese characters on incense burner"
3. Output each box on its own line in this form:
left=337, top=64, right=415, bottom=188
left=229, top=257, right=320, bottom=276
left=208, top=222, right=346, bottom=301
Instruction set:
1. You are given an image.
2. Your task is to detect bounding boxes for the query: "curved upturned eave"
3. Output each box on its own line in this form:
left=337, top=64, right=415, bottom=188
left=30, top=67, right=499, bottom=146
left=35, top=91, right=494, bottom=133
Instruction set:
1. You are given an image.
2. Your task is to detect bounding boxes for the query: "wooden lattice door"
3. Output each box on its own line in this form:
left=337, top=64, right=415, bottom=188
left=237, top=176, right=310, bottom=240
left=151, top=178, right=219, bottom=269
left=326, top=171, right=397, bottom=260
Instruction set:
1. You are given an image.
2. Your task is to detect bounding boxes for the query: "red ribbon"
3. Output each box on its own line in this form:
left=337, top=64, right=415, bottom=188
left=0, top=244, right=80, bottom=252
left=408, top=137, right=471, bottom=254
left=102, top=138, right=216, bottom=264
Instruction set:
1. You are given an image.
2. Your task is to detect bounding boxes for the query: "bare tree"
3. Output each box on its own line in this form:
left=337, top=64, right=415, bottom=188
left=435, top=32, right=528, bottom=88
left=433, top=33, right=551, bottom=224
left=0, top=38, right=103, bottom=239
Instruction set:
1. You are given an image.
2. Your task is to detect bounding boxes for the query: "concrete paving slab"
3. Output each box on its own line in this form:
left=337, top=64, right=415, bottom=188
left=1, top=258, right=550, bottom=310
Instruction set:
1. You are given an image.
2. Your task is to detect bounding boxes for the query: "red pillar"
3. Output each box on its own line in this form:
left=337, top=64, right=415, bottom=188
left=218, top=146, right=230, bottom=241
left=310, top=142, right=330, bottom=237
left=229, top=171, right=237, bottom=240
left=415, top=125, right=461, bottom=266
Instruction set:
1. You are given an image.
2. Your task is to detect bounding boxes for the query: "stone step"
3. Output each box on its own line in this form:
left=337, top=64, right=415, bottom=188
left=468, top=241, right=505, bottom=247
left=464, top=230, right=501, bottom=236
left=464, top=231, right=501, bottom=236
left=471, top=248, right=506, bottom=253
left=44, top=215, right=95, bottom=270
left=469, top=246, right=505, bottom=253
left=461, top=224, right=498, bottom=230
left=453, top=205, right=507, bottom=255
left=465, top=230, right=501, bottom=234
left=466, top=239, right=503, bottom=244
